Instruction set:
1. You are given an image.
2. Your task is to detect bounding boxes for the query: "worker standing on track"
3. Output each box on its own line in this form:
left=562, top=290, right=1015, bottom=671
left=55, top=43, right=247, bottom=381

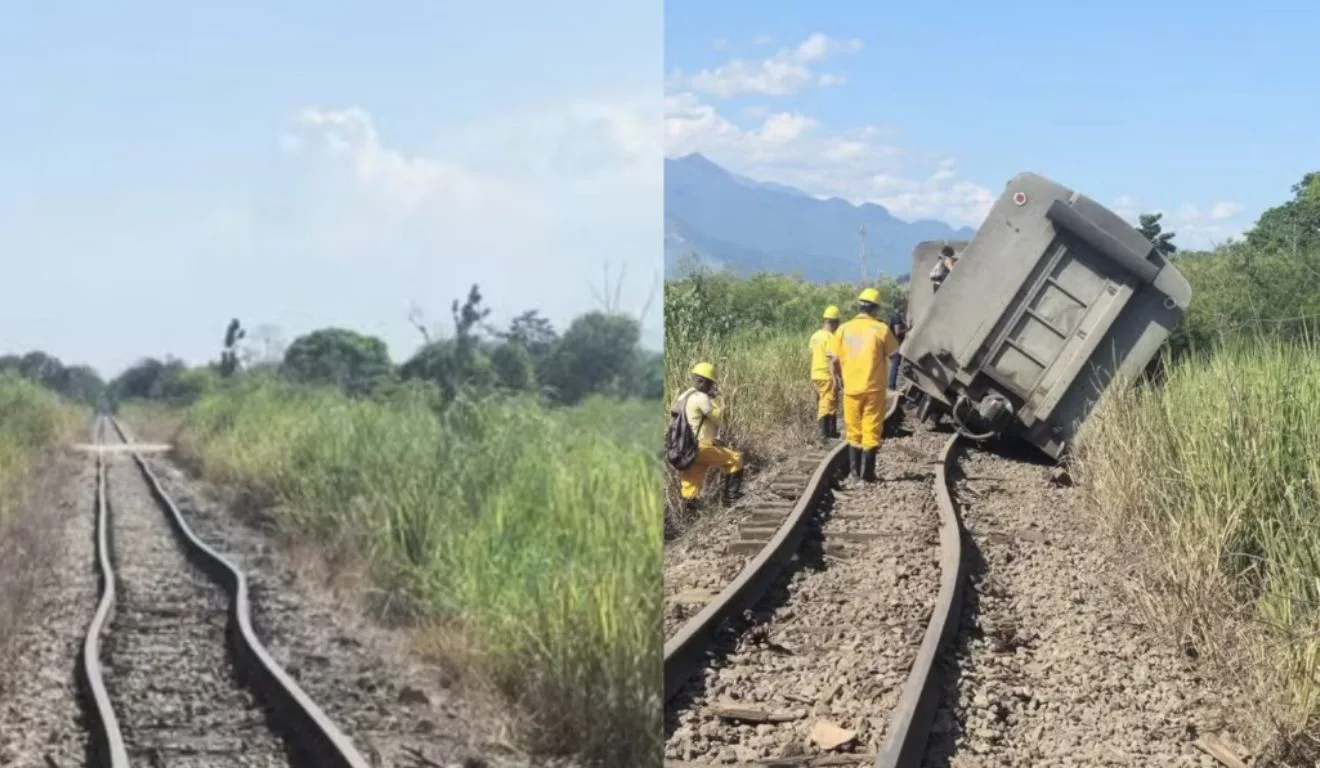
left=673, top=362, right=744, bottom=509
left=829, top=288, right=900, bottom=484
left=809, top=306, right=842, bottom=443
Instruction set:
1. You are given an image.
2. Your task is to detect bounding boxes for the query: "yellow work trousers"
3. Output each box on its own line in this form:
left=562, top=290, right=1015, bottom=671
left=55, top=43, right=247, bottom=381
left=812, top=378, right=837, bottom=419
left=678, top=443, right=744, bottom=500
left=843, top=390, right=886, bottom=450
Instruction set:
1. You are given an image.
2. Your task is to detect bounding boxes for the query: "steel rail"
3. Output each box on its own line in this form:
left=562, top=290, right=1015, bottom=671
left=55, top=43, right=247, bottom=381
left=99, top=417, right=371, bottom=768
left=79, top=417, right=130, bottom=767
left=663, top=393, right=905, bottom=704
left=874, top=433, right=966, bottom=768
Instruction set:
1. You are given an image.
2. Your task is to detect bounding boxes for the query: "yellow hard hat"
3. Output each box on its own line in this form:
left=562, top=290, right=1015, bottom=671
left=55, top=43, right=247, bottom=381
left=822, top=305, right=840, bottom=320
left=691, top=362, right=716, bottom=381
left=857, top=287, right=881, bottom=304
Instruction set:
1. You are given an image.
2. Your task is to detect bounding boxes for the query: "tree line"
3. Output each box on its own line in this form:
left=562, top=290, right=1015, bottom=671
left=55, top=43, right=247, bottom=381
left=1, top=284, right=662, bottom=410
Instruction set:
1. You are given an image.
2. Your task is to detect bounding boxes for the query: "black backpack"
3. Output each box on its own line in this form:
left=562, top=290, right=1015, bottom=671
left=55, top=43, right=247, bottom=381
left=665, top=391, right=706, bottom=471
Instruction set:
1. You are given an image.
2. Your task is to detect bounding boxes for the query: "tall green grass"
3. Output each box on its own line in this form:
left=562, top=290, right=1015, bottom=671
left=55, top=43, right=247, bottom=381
left=664, top=330, right=817, bottom=461
left=1080, top=338, right=1320, bottom=738
left=172, top=378, right=661, bottom=766
left=0, top=374, right=79, bottom=528
left=664, top=271, right=905, bottom=464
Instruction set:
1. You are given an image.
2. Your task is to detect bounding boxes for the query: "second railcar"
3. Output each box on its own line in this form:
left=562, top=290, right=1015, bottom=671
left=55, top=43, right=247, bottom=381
left=896, top=172, right=1192, bottom=459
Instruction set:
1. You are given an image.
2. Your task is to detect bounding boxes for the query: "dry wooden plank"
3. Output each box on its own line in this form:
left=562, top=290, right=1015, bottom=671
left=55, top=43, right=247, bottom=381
left=1193, top=734, right=1249, bottom=768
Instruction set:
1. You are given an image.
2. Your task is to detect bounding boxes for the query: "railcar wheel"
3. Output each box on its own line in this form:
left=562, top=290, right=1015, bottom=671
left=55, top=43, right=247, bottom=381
left=917, top=393, right=943, bottom=431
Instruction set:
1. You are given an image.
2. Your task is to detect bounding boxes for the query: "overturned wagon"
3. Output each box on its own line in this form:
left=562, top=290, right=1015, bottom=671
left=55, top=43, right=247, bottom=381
left=896, top=172, right=1192, bottom=459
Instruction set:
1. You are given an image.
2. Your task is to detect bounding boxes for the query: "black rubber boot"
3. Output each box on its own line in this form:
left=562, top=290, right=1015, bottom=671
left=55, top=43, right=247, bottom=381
left=827, top=414, right=840, bottom=439
left=817, top=416, right=831, bottom=443
left=849, top=446, right=862, bottom=478
left=862, top=449, right=878, bottom=483
left=722, top=470, right=745, bottom=505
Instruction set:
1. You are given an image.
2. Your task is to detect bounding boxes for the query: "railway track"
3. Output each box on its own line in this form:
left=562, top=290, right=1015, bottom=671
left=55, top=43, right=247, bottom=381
left=80, top=415, right=370, bottom=767
left=662, top=398, right=1247, bottom=768
left=663, top=396, right=969, bottom=767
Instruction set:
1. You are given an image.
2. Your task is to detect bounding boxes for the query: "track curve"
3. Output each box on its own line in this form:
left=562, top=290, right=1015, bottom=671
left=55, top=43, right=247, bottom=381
left=78, top=416, right=371, bottom=768
left=663, top=395, right=970, bottom=767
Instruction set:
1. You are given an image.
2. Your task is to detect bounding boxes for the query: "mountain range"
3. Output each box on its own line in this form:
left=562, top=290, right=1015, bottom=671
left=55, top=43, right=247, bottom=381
left=664, top=153, right=976, bottom=282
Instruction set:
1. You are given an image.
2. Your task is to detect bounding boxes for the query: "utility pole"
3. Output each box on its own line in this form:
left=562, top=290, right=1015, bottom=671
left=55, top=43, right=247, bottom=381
left=858, top=224, right=869, bottom=285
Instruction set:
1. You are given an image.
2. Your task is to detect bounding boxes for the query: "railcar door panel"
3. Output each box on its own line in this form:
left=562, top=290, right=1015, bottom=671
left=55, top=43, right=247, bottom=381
left=982, top=236, right=1134, bottom=418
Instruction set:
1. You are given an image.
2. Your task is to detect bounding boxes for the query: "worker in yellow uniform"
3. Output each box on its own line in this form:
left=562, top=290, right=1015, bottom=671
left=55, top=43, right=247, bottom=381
left=828, top=288, right=900, bottom=483
left=809, top=306, right=842, bottom=443
left=674, top=362, right=744, bottom=509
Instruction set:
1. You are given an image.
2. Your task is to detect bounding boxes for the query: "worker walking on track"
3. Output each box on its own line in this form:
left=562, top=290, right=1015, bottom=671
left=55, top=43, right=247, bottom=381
left=829, top=288, right=900, bottom=483
left=671, top=362, right=744, bottom=510
left=809, top=306, right=842, bottom=443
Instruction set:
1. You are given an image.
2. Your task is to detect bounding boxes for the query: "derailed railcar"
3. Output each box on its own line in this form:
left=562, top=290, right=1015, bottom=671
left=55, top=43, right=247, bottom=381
left=896, top=172, right=1191, bottom=459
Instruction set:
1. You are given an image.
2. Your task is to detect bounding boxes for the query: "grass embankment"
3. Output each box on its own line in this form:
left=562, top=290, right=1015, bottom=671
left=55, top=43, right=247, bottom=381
left=0, top=375, right=85, bottom=650
left=1080, top=339, right=1320, bottom=745
left=664, top=330, right=815, bottom=461
left=158, top=379, right=661, bottom=766
left=663, top=271, right=906, bottom=475
left=0, top=375, right=81, bottom=528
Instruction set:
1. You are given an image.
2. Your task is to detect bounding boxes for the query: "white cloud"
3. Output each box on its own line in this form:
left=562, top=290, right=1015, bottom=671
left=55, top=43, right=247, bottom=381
left=758, top=112, right=816, bottom=144
left=1108, top=194, right=1248, bottom=249
left=751, top=33, right=776, bottom=46
left=666, top=32, right=863, bottom=98
left=282, top=99, right=664, bottom=346
left=664, top=34, right=993, bottom=227
left=1208, top=201, right=1243, bottom=220
left=290, top=107, right=519, bottom=219
left=1111, top=195, right=1140, bottom=220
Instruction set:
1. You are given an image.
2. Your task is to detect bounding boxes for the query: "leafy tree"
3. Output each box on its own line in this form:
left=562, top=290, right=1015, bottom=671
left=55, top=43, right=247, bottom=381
left=219, top=318, right=246, bottom=377
left=1137, top=212, right=1177, bottom=255
left=398, top=285, right=547, bottom=402
left=494, top=309, right=560, bottom=368
left=489, top=342, right=536, bottom=392
left=19, top=351, right=63, bottom=385
left=630, top=350, right=664, bottom=400
left=109, top=356, right=195, bottom=404
left=399, top=338, right=497, bottom=402
left=0, top=350, right=105, bottom=404
left=60, top=365, right=106, bottom=405
left=1246, top=172, right=1320, bottom=253
left=282, top=328, right=393, bottom=397
left=541, top=312, right=642, bottom=405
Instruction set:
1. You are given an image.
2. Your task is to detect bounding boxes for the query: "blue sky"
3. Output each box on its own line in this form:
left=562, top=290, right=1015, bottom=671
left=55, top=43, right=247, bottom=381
left=0, top=1, right=662, bottom=377
left=665, top=0, right=1319, bottom=249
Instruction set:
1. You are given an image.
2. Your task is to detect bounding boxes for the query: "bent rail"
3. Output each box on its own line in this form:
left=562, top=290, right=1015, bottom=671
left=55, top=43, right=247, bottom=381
left=106, top=418, right=370, bottom=768
left=663, top=393, right=905, bottom=703
left=875, top=434, right=966, bottom=768
left=80, top=420, right=130, bottom=767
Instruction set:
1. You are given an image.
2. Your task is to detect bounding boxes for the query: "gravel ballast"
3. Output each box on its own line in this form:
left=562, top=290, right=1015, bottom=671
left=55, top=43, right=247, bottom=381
left=141, top=453, right=544, bottom=768
left=0, top=456, right=98, bottom=767
left=665, top=429, right=947, bottom=765
left=922, top=441, right=1250, bottom=767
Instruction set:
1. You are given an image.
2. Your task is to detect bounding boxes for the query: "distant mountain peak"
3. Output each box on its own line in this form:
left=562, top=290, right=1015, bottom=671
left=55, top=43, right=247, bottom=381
left=665, top=154, right=975, bottom=282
